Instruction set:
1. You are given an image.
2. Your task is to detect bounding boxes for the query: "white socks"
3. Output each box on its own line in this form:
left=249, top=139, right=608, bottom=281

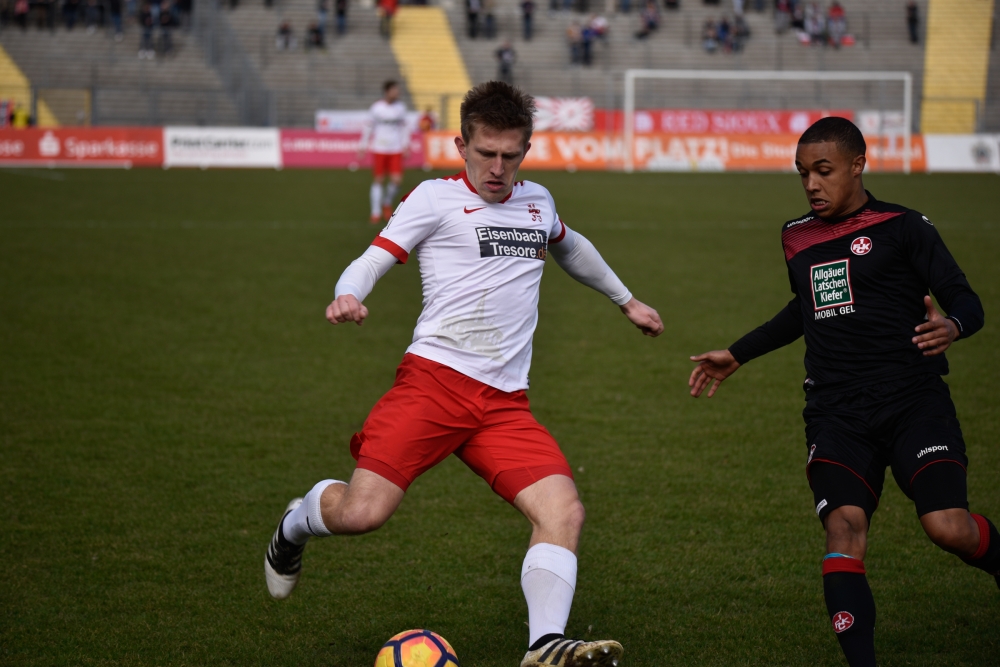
left=369, top=183, right=383, bottom=216
left=282, top=479, right=345, bottom=545
left=521, top=543, right=578, bottom=646
left=383, top=181, right=399, bottom=207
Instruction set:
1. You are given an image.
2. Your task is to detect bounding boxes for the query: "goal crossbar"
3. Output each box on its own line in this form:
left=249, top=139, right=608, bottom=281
left=622, top=69, right=914, bottom=173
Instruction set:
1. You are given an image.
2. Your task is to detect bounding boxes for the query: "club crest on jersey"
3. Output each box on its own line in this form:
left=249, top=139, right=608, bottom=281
left=832, top=611, right=854, bottom=633
left=527, top=203, right=542, bottom=223
left=476, top=227, right=548, bottom=260
left=850, top=237, right=872, bottom=256
left=810, top=259, right=854, bottom=312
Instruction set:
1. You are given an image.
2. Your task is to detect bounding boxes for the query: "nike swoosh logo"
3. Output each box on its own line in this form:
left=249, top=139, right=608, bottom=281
left=464, top=206, right=486, bottom=214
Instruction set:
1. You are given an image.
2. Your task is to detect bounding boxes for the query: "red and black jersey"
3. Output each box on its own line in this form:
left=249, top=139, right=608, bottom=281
left=729, top=192, right=983, bottom=394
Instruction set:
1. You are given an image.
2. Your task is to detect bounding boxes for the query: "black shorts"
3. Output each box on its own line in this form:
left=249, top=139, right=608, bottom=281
left=803, top=373, right=968, bottom=523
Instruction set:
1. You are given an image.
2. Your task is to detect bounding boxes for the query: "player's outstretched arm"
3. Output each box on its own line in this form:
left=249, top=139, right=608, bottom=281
left=688, top=350, right=741, bottom=398
left=549, top=224, right=662, bottom=336
left=620, top=297, right=663, bottom=337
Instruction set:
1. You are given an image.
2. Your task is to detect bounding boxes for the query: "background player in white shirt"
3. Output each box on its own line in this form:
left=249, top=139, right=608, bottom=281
left=266, top=81, right=663, bottom=667
left=358, top=80, right=410, bottom=223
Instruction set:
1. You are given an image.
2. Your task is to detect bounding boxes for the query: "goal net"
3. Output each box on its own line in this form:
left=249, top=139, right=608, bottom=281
left=620, top=69, right=914, bottom=174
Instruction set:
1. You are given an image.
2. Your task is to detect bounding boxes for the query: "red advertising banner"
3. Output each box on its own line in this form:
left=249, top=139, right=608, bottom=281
left=593, top=109, right=854, bottom=135
left=0, top=127, right=163, bottom=166
left=280, top=129, right=425, bottom=169
left=424, top=131, right=924, bottom=173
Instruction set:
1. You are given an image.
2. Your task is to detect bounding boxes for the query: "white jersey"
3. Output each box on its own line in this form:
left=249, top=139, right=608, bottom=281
left=371, top=172, right=567, bottom=392
left=362, top=99, right=409, bottom=155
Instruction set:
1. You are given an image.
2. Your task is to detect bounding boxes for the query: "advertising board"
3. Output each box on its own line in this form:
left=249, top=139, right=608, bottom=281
left=280, top=129, right=425, bottom=169
left=593, top=109, right=854, bottom=135
left=0, top=127, right=163, bottom=166
left=163, top=127, right=281, bottom=168
left=424, top=130, right=924, bottom=172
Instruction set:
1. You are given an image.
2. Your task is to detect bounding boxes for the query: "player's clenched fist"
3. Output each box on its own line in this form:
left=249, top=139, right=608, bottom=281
left=620, top=298, right=664, bottom=337
left=326, top=294, right=369, bottom=326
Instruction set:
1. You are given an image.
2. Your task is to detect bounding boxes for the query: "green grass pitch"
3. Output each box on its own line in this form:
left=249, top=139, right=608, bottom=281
left=1, top=167, right=998, bottom=667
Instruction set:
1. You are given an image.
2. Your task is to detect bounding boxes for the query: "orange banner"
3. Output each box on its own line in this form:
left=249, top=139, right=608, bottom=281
left=424, top=131, right=925, bottom=173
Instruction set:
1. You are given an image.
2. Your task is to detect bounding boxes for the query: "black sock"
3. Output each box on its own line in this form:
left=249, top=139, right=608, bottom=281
left=823, top=557, right=876, bottom=667
left=962, top=514, right=1000, bottom=575
left=529, top=633, right=564, bottom=651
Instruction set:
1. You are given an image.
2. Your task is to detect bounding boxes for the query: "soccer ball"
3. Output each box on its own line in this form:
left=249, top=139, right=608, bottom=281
left=374, top=629, right=460, bottom=667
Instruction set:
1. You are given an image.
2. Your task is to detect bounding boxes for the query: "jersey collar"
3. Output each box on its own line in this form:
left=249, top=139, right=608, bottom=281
left=450, top=170, right=516, bottom=204
left=822, top=190, right=875, bottom=225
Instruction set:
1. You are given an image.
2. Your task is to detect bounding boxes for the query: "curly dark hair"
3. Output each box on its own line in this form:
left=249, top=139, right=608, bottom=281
left=798, top=116, right=866, bottom=159
left=460, top=81, right=536, bottom=145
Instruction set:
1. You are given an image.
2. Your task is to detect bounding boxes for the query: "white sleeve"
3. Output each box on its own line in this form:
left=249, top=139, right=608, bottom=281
left=374, top=181, right=441, bottom=260
left=334, top=246, right=397, bottom=301
left=548, top=224, right=633, bottom=306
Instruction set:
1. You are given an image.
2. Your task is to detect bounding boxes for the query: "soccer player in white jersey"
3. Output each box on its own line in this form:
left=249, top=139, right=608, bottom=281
left=359, top=80, right=410, bottom=224
left=265, top=81, right=663, bottom=667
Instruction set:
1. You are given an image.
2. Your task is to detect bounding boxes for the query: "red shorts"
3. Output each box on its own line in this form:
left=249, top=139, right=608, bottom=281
left=350, top=354, right=573, bottom=503
left=371, top=152, right=403, bottom=178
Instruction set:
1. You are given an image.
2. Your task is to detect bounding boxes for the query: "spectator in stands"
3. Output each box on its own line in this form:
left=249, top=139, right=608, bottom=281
left=307, top=20, right=325, bottom=48
left=85, top=0, right=102, bottom=33
left=805, top=2, right=825, bottom=44
left=521, top=0, right=534, bottom=40
left=138, top=2, right=155, bottom=58
left=732, top=0, right=742, bottom=16
left=418, top=107, right=436, bottom=132
left=567, top=21, right=583, bottom=61
left=276, top=20, right=294, bottom=49
left=664, top=0, right=679, bottom=8
left=774, top=0, right=790, bottom=33
left=159, top=0, right=175, bottom=53
left=62, top=0, right=78, bottom=28
left=716, top=16, right=731, bottom=50
left=589, top=13, right=608, bottom=39
left=378, top=0, right=397, bottom=38
left=466, top=0, right=480, bottom=38
left=496, top=39, right=516, bottom=83
left=906, top=1, right=919, bottom=44
left=634, top=0, right=658, bottom=38
left=790, top=0, right=805, bottom=30
left=12, top=0, right=26, bottom=29
left=702, top=19, right=718, bottom=51
left=483, top=0, right=496, bottom=38
left=580, top=22, right=595, bottom=65
left=317, top=0, right=328, bottom=40
left=109, top=0, right=123, bottom=40
left=335, top=0, right=347, bottom=34
left=618, top=0, right=630, bottom=13
left=826, top=0, right=845, bottom=47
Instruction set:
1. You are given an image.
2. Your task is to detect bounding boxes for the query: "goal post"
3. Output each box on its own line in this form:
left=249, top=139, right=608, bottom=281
left=622, top=69, right=914, bottom=174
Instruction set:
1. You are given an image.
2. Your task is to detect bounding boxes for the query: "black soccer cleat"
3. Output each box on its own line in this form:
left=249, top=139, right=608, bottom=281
left=521, top=637, right=623, bottom=667
left=264, top=498, right=305, bottom=599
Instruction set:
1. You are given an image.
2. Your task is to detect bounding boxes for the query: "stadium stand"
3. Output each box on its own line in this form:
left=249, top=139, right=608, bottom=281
left=218, top=0, right=404, bottom=126
left=447, top=0, right=929, bottom=117
left=920, top=0, right=993, bottom=134
left=3, top=0, right=997, bottom=133
left=0, top=20, right=239, bottom=125
left=391, top=6, right=471, bottom=130
left=0, top=43, right=59, bottom=125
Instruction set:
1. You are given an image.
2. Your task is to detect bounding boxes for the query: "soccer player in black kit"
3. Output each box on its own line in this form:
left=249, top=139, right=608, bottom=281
left=688, top=117, right=998, bottom=666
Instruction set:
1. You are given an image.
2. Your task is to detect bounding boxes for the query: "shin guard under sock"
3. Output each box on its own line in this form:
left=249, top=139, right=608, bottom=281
left=823, top=555, right=876, bottom=667
left=962, top=514, right=1000, bottom=576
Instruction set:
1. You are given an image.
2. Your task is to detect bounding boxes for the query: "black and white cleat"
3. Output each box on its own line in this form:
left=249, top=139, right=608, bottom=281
left=520, top=638, right=623, bottom=667
left=264, top=498, right=305, bottom=600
